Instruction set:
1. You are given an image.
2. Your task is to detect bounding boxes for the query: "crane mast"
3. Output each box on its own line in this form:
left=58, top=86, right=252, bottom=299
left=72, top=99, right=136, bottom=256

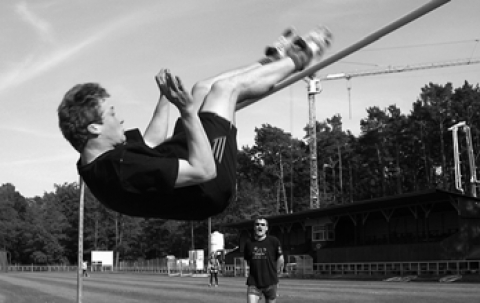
left=306, top=75, right=322, bottom=208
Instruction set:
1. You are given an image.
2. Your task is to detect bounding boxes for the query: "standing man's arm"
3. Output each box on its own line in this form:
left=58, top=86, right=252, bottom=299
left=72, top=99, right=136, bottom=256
left=276, top=255, right=284, bottom=275
left=244, top=260, right=250, bottom=278
left=157, top=69, right=216, bottom=187
left=276, top=239, right=284, bottom=275
left=244, top=242, right=251, bottom=278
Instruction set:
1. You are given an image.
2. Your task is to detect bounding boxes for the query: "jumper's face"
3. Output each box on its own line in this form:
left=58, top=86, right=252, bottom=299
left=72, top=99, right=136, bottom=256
left=96, top=98, right=125, bottom=145
left=254, top=219, right=268, bottom=239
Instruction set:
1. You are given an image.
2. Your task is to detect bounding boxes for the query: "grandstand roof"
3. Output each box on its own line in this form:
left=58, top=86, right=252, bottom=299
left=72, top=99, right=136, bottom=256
left=223, top=189, right=480, bottom=229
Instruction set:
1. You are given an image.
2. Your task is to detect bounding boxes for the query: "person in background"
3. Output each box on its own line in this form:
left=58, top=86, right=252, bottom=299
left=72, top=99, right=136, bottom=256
left=82, top=261, right=89, bottom=277
left=208, top=252, right=221, bottom=287
left=244, top=216, right=284, bottom=303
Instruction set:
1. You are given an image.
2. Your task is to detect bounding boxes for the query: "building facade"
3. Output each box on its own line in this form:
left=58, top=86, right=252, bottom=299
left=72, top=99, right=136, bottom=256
left=224, top=189, right=480, bottom=264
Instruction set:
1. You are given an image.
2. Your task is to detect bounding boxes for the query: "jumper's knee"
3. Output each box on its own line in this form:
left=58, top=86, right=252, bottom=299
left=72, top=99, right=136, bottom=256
left=209, top=78, right=240, bottom=98
left=200, top=78, right=239, bottom=120
left=192, top=81, right=212, bottom=99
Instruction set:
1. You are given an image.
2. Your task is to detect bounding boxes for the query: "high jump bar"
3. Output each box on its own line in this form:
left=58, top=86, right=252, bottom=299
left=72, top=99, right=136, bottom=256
left=236, top=0, right=451, bottom=111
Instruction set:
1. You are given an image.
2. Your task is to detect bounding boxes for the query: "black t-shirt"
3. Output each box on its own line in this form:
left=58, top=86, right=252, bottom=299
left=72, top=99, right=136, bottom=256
left=78, top=129, right=228, bottom=220
left=244, top=235, right=283, bottom=287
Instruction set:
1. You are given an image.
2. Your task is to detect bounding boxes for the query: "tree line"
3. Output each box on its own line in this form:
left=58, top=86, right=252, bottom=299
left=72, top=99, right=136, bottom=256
left=1, top=81, right=479, bottom=265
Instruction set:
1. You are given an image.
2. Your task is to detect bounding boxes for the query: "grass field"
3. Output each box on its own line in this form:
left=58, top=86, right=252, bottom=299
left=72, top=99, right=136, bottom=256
left=0, top=272, right=479, bottom=303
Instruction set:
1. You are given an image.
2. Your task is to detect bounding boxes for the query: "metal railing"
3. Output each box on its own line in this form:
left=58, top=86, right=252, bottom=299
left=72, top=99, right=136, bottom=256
left=222, top=260, right=480, bottom=277
left=7, top=265, right=77, bottom=272
left=4, top=260, right=479, bottom=277
left=308, top=260, right=480, bottom=276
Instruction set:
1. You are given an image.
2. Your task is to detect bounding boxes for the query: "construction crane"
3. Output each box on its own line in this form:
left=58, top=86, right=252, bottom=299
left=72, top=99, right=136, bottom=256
left=320, top=57, right=480, bottom=119
left=307, top=57, right=480, bottom=208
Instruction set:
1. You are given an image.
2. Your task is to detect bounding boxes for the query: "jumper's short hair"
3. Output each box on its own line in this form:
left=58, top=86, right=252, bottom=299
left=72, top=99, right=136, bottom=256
left=58, top=83, right=110, bottom=152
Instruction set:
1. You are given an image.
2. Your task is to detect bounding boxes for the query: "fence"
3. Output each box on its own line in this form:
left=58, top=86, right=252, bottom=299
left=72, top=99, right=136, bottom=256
left=311, top=260, right=480, bottom=276
left=118, top=258, right=207, bottom=276
left=117, top=258, right=170, bottom=274
left=7, top=265, right=77, bottom=272
left=221, top=260, right=480, bottom=277
left=287, top=255, right=314, bottom=276
left=4, top=260, right=479, bottom=278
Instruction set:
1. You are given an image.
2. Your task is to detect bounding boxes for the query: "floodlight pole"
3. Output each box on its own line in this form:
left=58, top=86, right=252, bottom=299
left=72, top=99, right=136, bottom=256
left=449, top=122, right=479, bottom=197
left=236, top=0, right=451, bottom=110
left=77, top=178, right=85, bottom=303
left=208, top=217, right=212, bottom=257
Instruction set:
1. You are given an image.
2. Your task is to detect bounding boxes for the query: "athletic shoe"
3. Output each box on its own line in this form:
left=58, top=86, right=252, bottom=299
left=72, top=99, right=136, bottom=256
left=295, top=25, right=332, bottom=61
left=287, top=25, right=332, bottom=70
left=265, top=27, right=298, bottom=60
left=214, top=284, right=218, bottom=287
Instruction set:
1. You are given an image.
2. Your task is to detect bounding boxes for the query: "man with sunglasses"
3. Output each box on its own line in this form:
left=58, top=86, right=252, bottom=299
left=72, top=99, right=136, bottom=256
left=244, top=216, right=284, bottom=303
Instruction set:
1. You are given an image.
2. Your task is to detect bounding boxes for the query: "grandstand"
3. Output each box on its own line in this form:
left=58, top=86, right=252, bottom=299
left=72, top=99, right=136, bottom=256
left=223, top=189, right=480, bottom=276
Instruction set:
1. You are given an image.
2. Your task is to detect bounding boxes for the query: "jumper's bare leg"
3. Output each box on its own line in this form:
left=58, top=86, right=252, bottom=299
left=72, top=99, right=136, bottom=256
left=200, top=57, right=298, bottom=125
left=191, top=63, right=261, bottom=114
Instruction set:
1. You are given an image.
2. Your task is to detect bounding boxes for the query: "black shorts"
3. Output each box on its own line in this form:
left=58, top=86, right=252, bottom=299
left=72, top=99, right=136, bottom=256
left=169, top=112, right=238, bottom=214
left=247, top=284, right=278, bottom=300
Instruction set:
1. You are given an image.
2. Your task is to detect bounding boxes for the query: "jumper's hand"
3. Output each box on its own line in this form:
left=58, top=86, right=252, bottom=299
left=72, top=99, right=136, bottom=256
left=156, top=69, right=193, bottom=114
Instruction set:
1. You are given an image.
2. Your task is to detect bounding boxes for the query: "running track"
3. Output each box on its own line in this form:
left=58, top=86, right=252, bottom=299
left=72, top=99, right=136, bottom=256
left=0, top=272, right=479, bottom=302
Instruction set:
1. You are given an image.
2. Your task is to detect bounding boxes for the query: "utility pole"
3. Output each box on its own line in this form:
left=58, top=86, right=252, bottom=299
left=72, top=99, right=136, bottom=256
left=208, top=218, right=211, bottom=257
left=191, top=221, right=194, bottom=250
left=306, top=74, right=322, bottom=208
left=279, top=154, right=289, bottom=213
left=276, top=153, right=289, bottom=213
left=338, top=145, right=343, bottom=203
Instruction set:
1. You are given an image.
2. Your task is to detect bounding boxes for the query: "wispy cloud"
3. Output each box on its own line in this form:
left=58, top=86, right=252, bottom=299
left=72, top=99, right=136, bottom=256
left=15, top=2, right=55, bottom=44
left=0, top=125, right=59, bottom=139
left=0, top=6, right=155, bottom=95
left=0, top=40, right=90, bottom=93
left=0, top=153, right=76, bottom=167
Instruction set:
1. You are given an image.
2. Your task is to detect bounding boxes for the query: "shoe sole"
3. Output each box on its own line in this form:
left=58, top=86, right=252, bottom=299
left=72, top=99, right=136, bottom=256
left=297, top=26, right=333, bottom=58
left=265, top=27, right=298, bottom=59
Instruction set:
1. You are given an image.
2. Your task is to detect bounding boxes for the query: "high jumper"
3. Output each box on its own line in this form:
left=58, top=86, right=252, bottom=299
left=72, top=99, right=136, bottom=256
left=58, top=26, right=332, bottom=220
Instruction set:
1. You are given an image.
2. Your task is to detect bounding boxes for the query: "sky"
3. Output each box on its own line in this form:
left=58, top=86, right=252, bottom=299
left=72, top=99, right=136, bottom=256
left=1, top=0, right=479, bottom=198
